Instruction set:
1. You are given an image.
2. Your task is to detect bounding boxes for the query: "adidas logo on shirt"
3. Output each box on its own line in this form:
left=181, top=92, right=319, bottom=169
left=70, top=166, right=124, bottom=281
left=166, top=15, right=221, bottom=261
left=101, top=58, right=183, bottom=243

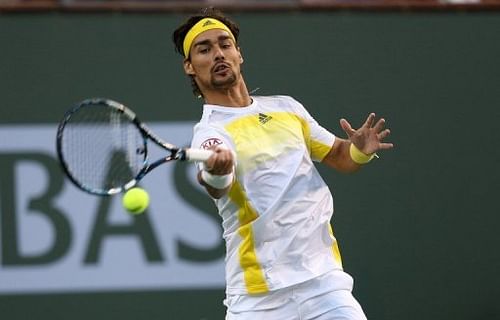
left=258, top=113, right=272, bottom=124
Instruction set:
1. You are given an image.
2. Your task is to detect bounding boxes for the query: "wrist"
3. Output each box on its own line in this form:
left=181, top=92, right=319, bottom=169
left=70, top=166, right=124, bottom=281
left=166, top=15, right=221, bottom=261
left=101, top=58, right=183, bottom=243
left=201, top=170, right=234, bottom=189
left=349, top=143, right=377, bottom=164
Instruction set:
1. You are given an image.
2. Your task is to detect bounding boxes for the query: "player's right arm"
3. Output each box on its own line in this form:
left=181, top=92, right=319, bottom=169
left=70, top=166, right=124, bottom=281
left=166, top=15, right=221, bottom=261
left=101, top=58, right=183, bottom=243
left=197, top=147, right=235, bottom=199
left=191, top=125, right=236, bottom=199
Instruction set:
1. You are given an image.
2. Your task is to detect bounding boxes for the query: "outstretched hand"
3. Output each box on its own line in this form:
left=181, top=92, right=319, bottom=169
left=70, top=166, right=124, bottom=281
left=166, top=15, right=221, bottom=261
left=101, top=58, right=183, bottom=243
left=340, top=113, right=394, bottom=155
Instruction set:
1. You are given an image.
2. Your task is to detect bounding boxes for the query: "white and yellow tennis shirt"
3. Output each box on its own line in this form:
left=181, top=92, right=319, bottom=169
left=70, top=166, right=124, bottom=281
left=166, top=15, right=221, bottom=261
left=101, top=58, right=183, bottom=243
left=191, top=95, right=346, bottom=295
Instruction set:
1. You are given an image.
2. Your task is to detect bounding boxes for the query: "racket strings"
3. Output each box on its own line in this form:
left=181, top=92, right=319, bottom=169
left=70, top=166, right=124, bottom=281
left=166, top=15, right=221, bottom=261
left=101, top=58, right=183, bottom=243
left=61, top=103, right=145, bottom=193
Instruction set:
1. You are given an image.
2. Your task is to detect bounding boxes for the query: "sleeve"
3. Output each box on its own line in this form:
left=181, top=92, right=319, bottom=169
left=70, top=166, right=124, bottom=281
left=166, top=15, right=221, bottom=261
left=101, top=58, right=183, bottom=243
left=284, top=96, right=336, bottom=162
left=191, top=122, right=235, bottom=170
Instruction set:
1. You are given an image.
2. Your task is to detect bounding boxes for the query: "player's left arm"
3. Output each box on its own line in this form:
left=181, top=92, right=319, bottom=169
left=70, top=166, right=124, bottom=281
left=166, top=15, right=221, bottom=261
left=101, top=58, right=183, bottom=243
left=322, top=113, right=393, bottom=173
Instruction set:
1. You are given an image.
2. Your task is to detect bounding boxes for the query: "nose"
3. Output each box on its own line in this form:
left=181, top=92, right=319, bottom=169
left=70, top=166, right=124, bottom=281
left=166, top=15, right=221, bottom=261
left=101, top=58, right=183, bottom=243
left=213, top=45, right=225, bottom=60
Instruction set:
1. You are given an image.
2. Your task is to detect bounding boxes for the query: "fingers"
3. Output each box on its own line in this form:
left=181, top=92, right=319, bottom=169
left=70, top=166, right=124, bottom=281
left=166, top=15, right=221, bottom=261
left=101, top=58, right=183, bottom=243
left=351, top=113, right=394, bottom=153
left=375, top=125, right=393, bottom=150
left=343, top=113, right=389, bottom=134
left=377, top=128, right=391, bottom=140
left=363, top=113, right=388, bottom=133
left=339, top=118, right=355, bottom=137
left=378, top=142, right=394, bottom=150
left=362, top=113, right=376, bottom=129
left=373, top=117, right=386, bottom=133
left=205, top=147, right=234, bottom=175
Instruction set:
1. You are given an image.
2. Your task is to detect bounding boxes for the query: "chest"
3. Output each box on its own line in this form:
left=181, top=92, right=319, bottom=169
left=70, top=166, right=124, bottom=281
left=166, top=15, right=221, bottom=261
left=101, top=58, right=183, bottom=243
left=224, top=111, right=307, bottom=163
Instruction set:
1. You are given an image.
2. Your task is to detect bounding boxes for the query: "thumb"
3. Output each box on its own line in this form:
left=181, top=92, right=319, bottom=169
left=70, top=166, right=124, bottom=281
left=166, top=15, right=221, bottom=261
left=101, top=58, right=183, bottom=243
left=340, top=118, right=355, bottom=137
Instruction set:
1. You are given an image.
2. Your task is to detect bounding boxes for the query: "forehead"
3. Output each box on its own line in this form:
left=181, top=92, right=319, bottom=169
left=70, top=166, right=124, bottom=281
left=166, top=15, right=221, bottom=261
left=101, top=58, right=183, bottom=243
left=192, top=29, right=233, bottom=45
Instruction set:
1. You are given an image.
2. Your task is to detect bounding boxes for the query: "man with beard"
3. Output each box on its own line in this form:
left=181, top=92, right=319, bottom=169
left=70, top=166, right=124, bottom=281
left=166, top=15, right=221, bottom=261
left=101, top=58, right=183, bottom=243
left=172, top=8, right=393, bottom=320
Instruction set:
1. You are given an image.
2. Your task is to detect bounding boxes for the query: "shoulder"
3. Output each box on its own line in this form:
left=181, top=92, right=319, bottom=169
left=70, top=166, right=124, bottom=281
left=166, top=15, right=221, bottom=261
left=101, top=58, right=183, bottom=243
left=253, top=95, right=305, bottom=112
left=191, top=124, right=229, bottom=149
left=192, top=120, right=223, bottom=139
left=192, top=118, right=234, bottom=151
left=253, top=95, right=299, bottom=105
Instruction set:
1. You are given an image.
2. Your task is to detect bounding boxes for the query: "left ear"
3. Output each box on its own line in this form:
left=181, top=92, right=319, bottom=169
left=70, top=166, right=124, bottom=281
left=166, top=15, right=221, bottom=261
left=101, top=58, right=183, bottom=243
left=237, top=47, right=244, bottom=64
left=183, top=58, right=196, bottom=76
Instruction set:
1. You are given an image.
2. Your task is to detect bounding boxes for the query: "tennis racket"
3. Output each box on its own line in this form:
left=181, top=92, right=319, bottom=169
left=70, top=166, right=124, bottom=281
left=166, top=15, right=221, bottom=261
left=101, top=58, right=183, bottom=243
left=56, top=98, right=212, bottom=196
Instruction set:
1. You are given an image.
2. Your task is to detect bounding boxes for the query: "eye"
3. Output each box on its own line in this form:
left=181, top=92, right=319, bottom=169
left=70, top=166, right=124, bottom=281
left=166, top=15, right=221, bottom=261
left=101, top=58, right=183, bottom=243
left=198, top=47, right=210, bottom=54
left=221, top=41, right=232, bottom=49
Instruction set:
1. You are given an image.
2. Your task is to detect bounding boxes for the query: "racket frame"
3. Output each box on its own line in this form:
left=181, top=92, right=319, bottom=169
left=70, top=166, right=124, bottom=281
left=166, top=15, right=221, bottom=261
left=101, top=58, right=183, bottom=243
left=56, top=98, right=210, bottom=196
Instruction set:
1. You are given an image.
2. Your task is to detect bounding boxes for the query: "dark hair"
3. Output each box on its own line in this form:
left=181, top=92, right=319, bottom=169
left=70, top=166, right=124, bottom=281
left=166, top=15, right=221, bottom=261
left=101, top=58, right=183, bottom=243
left=172, top=8, right=241, bottom=98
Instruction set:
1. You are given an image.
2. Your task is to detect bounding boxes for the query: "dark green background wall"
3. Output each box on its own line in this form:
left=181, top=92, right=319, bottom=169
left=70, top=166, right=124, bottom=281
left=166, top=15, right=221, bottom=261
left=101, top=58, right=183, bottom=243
left=1, top=11, right=500, bottom=319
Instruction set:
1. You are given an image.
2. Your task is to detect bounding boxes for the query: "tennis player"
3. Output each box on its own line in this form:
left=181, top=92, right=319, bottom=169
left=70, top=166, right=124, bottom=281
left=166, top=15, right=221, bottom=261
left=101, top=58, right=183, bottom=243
left=172, top=8, right=393, bottom=320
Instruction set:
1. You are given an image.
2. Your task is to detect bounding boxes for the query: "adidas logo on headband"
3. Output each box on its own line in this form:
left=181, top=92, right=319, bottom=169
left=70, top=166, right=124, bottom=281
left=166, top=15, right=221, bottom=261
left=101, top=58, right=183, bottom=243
left=202, top=19, right=216, bottom=27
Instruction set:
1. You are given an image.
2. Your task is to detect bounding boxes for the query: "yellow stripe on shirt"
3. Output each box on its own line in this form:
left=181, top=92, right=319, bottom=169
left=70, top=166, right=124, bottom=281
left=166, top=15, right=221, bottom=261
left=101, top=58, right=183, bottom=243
left=310, top=138, right=333, bottom=161
left=328, top=223, right=343, bottom=267
left=297, top=114, right=333, bottom=161
left=228, top=181, right=269, bottom=294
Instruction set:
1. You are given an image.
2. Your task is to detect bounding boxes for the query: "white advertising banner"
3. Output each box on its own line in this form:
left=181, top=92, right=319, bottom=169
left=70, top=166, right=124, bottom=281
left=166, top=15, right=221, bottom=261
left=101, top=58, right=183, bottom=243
left=0, top=123, right=225, bottom=294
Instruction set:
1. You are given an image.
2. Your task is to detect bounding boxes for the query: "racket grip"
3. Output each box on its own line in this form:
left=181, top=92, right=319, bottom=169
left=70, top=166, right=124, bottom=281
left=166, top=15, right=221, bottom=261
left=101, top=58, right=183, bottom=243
left=185, top=148, right=213, bottom=162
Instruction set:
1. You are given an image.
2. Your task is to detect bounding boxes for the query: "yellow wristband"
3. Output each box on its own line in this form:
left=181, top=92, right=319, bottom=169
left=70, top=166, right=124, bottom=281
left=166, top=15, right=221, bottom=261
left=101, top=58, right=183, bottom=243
left=349, top=143, right=377, bottom=164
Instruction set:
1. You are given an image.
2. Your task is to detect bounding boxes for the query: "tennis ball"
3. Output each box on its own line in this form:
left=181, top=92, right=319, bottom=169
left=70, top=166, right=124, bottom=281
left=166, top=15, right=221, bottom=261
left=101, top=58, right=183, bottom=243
left=122, top=187, right=149, bottom=214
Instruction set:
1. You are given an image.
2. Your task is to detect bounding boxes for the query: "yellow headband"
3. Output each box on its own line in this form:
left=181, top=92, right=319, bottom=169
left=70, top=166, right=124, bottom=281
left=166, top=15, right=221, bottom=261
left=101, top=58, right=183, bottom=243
left=183, top=18, right=235, bottom=58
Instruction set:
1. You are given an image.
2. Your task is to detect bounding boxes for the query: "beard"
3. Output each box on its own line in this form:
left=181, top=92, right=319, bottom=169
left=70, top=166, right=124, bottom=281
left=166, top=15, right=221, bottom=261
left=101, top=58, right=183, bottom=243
left=210, top=69, right=237, bottom=90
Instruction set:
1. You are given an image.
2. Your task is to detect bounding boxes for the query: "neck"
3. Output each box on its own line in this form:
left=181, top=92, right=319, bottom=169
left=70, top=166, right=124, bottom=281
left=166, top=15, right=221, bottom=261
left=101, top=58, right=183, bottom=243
left=202, top=79, right=252, bottom=108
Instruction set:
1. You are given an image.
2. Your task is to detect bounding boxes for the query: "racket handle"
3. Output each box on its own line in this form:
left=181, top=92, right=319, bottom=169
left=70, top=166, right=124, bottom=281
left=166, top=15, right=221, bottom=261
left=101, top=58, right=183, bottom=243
left=185, top=148, right=213, bottom=162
